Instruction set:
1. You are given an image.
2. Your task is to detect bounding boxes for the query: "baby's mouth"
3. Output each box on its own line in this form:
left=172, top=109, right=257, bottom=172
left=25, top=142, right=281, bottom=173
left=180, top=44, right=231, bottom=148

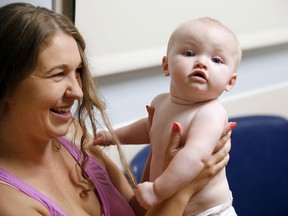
left=189, top=70, right=207, bottom=81
left=194, top=72, right=205, bottom=79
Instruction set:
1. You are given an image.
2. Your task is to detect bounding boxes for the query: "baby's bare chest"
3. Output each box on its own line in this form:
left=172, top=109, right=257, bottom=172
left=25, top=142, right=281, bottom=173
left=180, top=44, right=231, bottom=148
left=149, top=104, right=198, bottom=179
left=151, top=103, right=198, bottom=143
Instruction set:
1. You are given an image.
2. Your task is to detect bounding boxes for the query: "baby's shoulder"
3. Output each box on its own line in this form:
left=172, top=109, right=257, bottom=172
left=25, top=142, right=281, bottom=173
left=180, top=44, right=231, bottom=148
left=197, top=99, right=226, bottom=117
left=151, top=93, right=169, bottom=105
left=203, top=98, right=224, bottom=109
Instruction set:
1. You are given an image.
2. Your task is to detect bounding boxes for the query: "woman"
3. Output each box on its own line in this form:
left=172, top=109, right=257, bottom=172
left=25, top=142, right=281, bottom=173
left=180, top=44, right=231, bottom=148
left=0, top=3, right=232, bottom=216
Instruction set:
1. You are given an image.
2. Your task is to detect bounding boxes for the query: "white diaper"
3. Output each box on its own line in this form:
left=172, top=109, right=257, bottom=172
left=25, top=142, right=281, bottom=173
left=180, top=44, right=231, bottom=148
left=195, top=192, right=237, bottom=216
left=195, top=203, right=237, bottom=216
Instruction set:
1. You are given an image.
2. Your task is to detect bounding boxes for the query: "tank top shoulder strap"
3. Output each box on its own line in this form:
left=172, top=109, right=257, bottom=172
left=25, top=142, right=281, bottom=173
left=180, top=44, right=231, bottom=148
left=57, top=136, right=81, bottom=163
left=0, top=167, right=67, bottom=216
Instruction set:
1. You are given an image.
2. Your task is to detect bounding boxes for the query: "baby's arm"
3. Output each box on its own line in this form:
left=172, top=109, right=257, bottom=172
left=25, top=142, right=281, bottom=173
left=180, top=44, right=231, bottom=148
left=95, top=102, right=157, bottom=146
left=94, top=117, right=150, bottom=145
left=136, top=104, right=227, bottom=208
left=115, top=117, right=151, bottom=144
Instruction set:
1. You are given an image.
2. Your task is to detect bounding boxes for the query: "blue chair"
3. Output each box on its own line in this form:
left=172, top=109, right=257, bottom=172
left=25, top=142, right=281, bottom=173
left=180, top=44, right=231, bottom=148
left=129, top=115, right=288, bottom=216
left=130, top=145, right=150, bottom=183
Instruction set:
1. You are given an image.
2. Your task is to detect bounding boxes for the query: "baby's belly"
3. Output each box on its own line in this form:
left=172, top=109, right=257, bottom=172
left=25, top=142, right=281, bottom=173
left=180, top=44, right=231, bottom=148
left=183, top=173, right=231, bottom=215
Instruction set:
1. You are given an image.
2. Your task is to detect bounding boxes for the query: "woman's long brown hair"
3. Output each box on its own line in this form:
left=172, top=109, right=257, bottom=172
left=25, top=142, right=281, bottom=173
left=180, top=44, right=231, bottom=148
left=0, top=3, right=136, bottom=194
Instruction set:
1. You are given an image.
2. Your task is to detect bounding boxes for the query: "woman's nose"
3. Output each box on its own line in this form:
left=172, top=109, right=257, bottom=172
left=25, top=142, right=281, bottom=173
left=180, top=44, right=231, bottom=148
left=66, top=76, right=83, bottom=100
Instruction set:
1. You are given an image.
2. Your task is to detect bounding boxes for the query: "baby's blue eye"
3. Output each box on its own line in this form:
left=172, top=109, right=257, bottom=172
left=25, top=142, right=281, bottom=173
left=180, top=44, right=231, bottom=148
left=183, top=50, right=195, bottom=57
left=212, top=57, right=223, bottom=64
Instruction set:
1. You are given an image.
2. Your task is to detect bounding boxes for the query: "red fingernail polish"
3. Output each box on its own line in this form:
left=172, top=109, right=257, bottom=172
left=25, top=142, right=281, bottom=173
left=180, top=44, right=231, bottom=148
left=230, top=122, right=237, bottom=129
left=173, top=122, right=179, bottom=132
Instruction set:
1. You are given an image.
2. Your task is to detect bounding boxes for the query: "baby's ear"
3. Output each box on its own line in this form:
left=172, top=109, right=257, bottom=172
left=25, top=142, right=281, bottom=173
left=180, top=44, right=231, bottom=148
left=162, top=56, right=170, bottom=76
left=225, top=73, right=237, bottom=92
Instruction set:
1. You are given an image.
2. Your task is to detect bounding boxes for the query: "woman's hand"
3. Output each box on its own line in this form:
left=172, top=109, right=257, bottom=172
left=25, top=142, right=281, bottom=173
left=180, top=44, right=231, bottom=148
left=164, top=121, right=235, bottom=172
left=179, top=122, right=235, bottom=197
left=145, top=105, right=154, bottom=132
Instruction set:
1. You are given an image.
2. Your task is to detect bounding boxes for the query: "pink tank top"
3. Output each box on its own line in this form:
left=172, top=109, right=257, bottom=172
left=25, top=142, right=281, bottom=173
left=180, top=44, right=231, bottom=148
left=0, top=137, right=135, bottom=216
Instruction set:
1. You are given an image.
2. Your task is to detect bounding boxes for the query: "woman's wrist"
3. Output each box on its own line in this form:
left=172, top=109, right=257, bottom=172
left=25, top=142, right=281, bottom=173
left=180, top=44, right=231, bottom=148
left=129, top=195, right=146, bottom=216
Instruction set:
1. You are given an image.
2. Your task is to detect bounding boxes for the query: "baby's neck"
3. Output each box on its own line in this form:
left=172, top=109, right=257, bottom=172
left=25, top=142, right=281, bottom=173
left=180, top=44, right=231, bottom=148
left=170, top=94, right=199, bottom=105
left=170, top=94, right=216, bottom=106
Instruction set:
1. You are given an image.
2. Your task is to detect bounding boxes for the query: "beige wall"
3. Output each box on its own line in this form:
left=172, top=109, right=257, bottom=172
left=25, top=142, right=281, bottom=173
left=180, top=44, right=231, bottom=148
left=223, top=82, right=288, bottom=119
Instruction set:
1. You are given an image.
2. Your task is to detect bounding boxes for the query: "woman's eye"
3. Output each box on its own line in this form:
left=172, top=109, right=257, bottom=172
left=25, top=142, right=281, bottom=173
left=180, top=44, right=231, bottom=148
left=212, top=57, right=223, bottom=64
left=75, top=67, right=83, bottom=77
left=53, top=72, right=64, bottom=77
left=183, top=50, right=195, bottom=57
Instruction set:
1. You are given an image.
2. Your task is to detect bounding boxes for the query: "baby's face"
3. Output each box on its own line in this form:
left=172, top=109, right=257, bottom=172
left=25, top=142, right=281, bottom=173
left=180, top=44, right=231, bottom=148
left=165, top=20, right=240, bottom=102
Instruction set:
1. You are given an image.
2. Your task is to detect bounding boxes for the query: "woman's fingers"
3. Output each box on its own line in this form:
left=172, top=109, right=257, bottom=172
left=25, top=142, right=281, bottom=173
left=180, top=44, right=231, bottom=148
left=206, top=138, right=231, bottom=175
left=163, top=122, right=183, bottom=169
left=167, top=123, right=182, bottom=153
left=214, top=121, right=236, bottom=153
left=146, top=105, right=155, bottom=128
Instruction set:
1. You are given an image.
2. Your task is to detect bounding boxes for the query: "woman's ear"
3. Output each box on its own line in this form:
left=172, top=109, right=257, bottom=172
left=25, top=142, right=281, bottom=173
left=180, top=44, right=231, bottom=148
left=162, top=56, right=170, bottom=76
left=225, top=73, right=237, bottom=92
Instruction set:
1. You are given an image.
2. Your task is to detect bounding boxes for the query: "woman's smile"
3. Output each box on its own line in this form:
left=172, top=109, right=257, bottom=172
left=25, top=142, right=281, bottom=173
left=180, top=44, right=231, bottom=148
left=50, top=105, right=73, bottom=121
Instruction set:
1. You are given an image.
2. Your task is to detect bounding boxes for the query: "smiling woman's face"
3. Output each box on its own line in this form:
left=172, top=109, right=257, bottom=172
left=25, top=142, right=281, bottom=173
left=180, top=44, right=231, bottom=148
left=7, top=32, right=83, bottom=141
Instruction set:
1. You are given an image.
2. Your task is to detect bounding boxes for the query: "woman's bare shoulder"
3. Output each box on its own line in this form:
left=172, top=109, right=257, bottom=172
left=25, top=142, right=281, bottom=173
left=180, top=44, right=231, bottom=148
left=0, top=183, right=49, bottom=216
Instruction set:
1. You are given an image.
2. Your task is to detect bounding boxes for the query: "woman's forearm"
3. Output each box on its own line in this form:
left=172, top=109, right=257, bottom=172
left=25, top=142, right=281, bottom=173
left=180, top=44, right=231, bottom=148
left=146, top=186, right=194, bottom=216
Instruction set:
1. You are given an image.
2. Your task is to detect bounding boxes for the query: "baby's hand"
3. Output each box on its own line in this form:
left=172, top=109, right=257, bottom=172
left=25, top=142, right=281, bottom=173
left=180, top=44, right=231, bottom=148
left=93, top=131, right=114, bottom=146
left=134, top=182, right=162, bottom=210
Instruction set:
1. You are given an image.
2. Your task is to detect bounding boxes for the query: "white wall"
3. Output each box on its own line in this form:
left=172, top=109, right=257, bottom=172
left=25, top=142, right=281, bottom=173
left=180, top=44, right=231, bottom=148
left=75, top=0, right=288, bottom=76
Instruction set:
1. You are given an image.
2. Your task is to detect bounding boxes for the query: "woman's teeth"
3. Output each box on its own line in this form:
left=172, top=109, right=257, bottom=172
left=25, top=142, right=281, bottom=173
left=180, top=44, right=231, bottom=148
left=51, top=107, right=70, bottom=114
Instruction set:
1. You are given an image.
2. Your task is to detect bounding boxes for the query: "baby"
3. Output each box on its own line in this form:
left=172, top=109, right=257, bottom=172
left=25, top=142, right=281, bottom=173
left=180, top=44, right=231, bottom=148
left=96, top=17, right=241, bottom=215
